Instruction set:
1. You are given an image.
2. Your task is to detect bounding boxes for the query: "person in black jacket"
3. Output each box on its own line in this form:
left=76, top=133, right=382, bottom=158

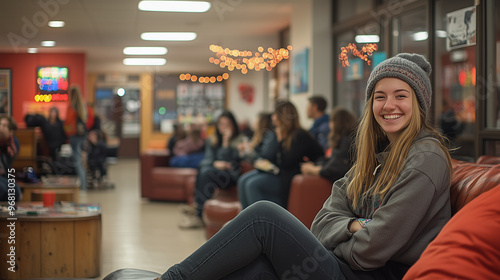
left=84, top=129, right=108, bottom=188
left=239, top=101, right=324, bottom=209
left=178, top=110, right=244, bottom=229
left=24, top=107, right=67, bottom=161
left=44, top=107, right=67, bottom=161
left=300, top=107, right=357, bottom=182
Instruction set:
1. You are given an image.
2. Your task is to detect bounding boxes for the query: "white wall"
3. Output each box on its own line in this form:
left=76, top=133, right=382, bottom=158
left=228, top=69, right=269, bottom=125
left=229, top=0, right=333, bottom=128
left=290, top=0, right=313, bottom=128
left=228, top=35, right=278, bottom=125
left=289, top=0, right=332, bottom=129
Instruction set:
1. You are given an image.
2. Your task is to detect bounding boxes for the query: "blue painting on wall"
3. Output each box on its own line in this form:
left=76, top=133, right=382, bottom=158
left=291, top=48, right=309, bottom=94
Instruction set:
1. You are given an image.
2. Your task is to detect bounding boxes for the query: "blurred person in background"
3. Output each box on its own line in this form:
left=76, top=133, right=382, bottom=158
left=178, top=110, right=244, bottom=229
left=64, top=85, right=94, bottom=190
left=307, top=95, right=330, bottom=150
left=301, top=107, right=357, bottom=182
left=0, top=116, right=21, bottom=201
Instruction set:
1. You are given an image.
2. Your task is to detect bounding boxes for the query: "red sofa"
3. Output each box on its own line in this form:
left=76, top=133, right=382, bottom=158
left=140, top=150, right=196, bottom=204
left=140, top=150, right=253, bottom=238
left=204, top=156, right=500, bottom=238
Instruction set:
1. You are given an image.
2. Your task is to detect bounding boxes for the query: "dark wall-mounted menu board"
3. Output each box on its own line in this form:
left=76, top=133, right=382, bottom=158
left=153, top=74, right=226, bottom=132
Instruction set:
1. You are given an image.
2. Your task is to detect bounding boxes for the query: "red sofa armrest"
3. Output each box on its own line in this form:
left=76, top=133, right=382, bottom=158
left=287, top=174, right=333, bottom=229
left=450, top=163, right=500, bottom=214
left=140, top=152, right=171, bottom=198
left=475, top=155, right=500, bottom=165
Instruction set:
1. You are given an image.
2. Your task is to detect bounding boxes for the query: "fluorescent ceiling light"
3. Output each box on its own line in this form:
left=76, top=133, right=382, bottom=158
left=412, top=31, right=428, bottom=41
left=48, top=21, right=65, bottom=28
left=123, top=47, right=168, bottom=55
left=138, top=1, right=211, bottom=12
left=123, top=58, right=166, bottom=65
left=355, top=35, right=380, bottom=43
left=27, top=48, right=38, bottom=53
left=141, top=32, right=197, bottom=41
left=41, top=41, right=56, bottom=47
left=436, top=30, right=447, bottom=38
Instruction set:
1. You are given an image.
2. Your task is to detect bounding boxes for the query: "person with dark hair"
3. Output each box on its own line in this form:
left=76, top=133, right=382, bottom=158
left=238, top=103, right=324, bottom=208
left=307, top=95, right=330, bottom=150
left=169, top=123, right=205, bottom=168
left=84, top=129, right=108, bottom=188
left=166, top=122, right=187, bottom=155
left=0, top=115, right=22, bottom=201
left=24, top=107, right=67, bottom=162
left=43, top=107, right=67, bottom=161
left=178, top=110, right=244, bottom=229
left=301, top=107, right=357, bottom=182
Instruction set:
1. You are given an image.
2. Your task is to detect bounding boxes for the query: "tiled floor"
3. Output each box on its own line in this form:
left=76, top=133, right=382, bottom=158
left=79, top=159, right=206, bottom=279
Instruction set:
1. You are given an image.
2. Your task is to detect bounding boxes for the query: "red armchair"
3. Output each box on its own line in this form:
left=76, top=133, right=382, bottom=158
left=140, top=150, right=196, bottom=204
left=287, top=175, right=333, bottom=229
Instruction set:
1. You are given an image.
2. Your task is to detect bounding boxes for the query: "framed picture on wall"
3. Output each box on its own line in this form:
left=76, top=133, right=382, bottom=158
left=291, top=48, right=309, bottom=94
left=0, top=69, right=11, bottom=116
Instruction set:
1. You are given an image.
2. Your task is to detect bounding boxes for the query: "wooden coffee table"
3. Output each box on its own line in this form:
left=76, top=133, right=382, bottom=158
left=0, top=202, right=101, bottom=279
left=18, top=175, right=80, bottom=203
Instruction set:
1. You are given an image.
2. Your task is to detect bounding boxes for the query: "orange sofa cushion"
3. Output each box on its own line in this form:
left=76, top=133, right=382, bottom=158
left=403, top=184, right=500, bottom=280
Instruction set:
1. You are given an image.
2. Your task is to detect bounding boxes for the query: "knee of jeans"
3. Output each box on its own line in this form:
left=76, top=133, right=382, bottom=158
left=243, top=201, right=285, bottom=218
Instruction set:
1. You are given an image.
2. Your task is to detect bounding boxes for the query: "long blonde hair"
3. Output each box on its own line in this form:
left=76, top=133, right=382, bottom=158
left=347, top=91, right=452, bottom=208
left=69, top=85, right=87, bottom=122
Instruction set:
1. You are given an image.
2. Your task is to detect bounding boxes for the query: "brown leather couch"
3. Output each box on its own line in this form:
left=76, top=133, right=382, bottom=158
left=140, top=150, right=252, bottom=238
left=288, top=156, right=500, bottom=228
left=204, top=156, right=500, bottom=238
left=105, top=157, right=500, bottom=279
left=140, top=150, right=196, bottom=204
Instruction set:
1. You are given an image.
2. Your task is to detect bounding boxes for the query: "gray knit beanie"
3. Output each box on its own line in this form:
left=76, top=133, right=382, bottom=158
left=365, top=53, right=432, bottom=114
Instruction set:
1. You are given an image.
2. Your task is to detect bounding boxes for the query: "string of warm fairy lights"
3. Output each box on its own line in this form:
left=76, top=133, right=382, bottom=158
left=179, top=73, right=229, bottom=83
left=209, top=44, right=292, bottom=74
left=180, top=45, right=292, bottom=83
left=339, top=43, right=378, bottom=67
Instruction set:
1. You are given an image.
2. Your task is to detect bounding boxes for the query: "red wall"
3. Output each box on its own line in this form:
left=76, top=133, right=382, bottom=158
left=0, top=52, right=86, bottom=125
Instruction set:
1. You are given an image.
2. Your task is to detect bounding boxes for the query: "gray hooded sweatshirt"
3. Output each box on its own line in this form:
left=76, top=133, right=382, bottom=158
left=311, top=130, right=451, bottom=275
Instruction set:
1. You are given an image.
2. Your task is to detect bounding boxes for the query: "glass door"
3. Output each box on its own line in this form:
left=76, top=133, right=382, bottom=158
left=434, top=0, right=476, bottom=160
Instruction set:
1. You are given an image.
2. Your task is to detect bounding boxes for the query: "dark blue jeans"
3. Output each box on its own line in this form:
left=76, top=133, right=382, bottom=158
left=237, top=170, right=283, bottom=209
left=162, top=201, right=346, bottom=280
left=69, top=135, right=86, bottom=190
left=194, top=166, right=239, bottom=217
